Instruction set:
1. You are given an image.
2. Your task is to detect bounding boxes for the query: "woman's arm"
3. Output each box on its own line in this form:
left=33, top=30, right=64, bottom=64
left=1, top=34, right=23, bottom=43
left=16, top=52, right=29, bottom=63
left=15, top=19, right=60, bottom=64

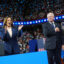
left=17, top=25, right=23, bottom=37
left=2, top=28, right=8, bottom=41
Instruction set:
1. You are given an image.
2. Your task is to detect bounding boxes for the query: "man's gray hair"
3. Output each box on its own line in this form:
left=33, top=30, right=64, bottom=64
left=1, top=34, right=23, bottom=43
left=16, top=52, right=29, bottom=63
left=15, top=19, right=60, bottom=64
left=47, top=12, right=55, bottom=17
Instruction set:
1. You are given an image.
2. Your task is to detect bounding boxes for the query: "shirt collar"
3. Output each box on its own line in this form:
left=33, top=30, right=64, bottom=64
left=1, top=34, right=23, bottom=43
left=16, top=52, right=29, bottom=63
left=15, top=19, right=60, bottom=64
left=48, top=21, right=55, bottom=24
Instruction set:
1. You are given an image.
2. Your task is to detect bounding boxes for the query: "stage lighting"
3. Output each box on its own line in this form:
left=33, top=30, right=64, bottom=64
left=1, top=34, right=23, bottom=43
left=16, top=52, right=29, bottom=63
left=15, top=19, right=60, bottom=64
left=21, top=22, right=23, bottom=25
left=14, top=22, right=18, bottom=25
left=0, top=15, right=64, bottom=26
left=18, top=22, right=21, bottom=25
left=44, top=19, right=47, bottom=22
left=41, top=19, right=44, bottom=22
left=38, top=20, right=41, bottom=23
left=35, top=20, right=38, bottom=23
left=27, top=22, right=30, bottom=24
left=62, top=15, right=64, bottom=19
left=33, top=21, right=36, bottom=24
left=30, top=21, right=32, bottom=24
left=0, top=23, right=2, bottom=26
left=55, top=17, right=59, bottom=20
left=24, top=22, right=27, bottom=25
left=58, top=16, right=62, bottom=19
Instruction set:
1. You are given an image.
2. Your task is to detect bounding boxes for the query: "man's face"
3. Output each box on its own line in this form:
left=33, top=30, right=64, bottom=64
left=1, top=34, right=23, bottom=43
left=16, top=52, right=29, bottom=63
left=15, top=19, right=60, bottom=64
left=47, top=13, right=54, bottom=22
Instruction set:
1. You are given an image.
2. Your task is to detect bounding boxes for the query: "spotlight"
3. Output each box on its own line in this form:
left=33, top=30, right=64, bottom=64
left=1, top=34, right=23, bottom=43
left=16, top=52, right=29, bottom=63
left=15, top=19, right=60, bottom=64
left=55, top=17, right=59, bottom=20
left=41, top=19, right=44, bottom=23
left=58, top=16, right=62, bottom=19
left=0, top=23, right=2, bottom=26
left=38, top=20, right=41, bottom=23
left=21, top=22, right=23, bottom=25
left=14, top=22, right=18, bottom=25
left=27, top=22, right=30, bottom=24
left=44, top=19, right=47, bottom=22
left=35, top=20, right=38, bottom=23
left=62, top=15, right=64, bottom=19
left=24, top=22, right=27, bottom=25
left=18, top=22, right=21, bottom=25
left=30, top=21, right=32, bottom=24
left=33, top=21, right=36, bottom=24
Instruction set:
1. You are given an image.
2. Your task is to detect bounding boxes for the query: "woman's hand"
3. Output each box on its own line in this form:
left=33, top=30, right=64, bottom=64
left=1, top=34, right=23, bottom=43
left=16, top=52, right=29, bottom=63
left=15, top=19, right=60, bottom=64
left=18, top=25, right=23, bottom=31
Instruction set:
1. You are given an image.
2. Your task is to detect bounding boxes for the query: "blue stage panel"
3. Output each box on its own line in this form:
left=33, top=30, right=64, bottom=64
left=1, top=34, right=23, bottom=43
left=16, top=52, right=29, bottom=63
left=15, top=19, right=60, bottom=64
left=61, top=50, right=64, bottom=59
left=0, top=51, right=48, bottom=64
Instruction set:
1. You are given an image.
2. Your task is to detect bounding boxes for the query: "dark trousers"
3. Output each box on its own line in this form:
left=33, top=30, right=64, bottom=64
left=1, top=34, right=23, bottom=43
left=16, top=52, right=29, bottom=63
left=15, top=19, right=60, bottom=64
left=47, top=42, right=62, bottom=64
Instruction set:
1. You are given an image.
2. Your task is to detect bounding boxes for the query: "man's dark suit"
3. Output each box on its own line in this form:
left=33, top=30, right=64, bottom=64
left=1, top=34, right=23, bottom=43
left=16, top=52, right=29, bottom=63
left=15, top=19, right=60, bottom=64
left=43, top=21, right=62, bottom=64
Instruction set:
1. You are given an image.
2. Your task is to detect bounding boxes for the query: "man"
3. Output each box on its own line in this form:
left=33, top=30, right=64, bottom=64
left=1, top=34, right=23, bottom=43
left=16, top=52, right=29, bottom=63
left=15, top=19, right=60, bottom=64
left=43, top=12, right=62, bottom=64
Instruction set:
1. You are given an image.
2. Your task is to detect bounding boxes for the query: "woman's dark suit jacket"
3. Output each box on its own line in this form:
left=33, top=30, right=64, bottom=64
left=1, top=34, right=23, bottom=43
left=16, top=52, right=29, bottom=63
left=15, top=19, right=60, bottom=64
left=2, top=27, right=21, bottom=55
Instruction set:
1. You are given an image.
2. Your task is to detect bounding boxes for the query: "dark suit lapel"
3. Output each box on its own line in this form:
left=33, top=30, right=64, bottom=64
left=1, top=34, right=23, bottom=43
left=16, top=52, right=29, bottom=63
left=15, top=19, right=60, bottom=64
left=12, top=28, right=15, bottom=38
left=6, top=28, right=13, bottom=38
left=12, top=28, right=17, bottom=38
left=5, top=30, right=11, bottom=38
left=47, top=22, right=54, bottom=29
left=48, top=21, right=59, bottom=28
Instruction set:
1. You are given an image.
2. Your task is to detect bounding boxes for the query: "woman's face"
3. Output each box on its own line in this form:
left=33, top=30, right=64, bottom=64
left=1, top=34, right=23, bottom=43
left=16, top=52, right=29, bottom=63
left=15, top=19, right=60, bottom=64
left=6, top=18, right=12, bottom=27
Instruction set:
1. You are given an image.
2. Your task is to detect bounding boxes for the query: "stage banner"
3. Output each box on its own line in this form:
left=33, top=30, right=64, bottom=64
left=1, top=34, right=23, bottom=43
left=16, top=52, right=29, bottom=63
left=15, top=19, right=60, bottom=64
left=0, top=51, right=48, bottom=64
left=29, top=39, right=38, bottom=52
left=37, top=38, right=45, bottom=51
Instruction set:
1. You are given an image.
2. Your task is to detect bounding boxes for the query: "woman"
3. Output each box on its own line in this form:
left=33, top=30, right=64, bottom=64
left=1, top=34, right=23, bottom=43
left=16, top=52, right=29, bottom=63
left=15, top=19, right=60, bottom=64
left=2, top=17, right=23, bottom=55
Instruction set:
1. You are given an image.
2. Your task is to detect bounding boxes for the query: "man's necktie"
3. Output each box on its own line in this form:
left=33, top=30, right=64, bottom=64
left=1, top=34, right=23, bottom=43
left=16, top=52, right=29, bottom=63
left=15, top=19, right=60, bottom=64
left=51, top=23, right=55, bottom=29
